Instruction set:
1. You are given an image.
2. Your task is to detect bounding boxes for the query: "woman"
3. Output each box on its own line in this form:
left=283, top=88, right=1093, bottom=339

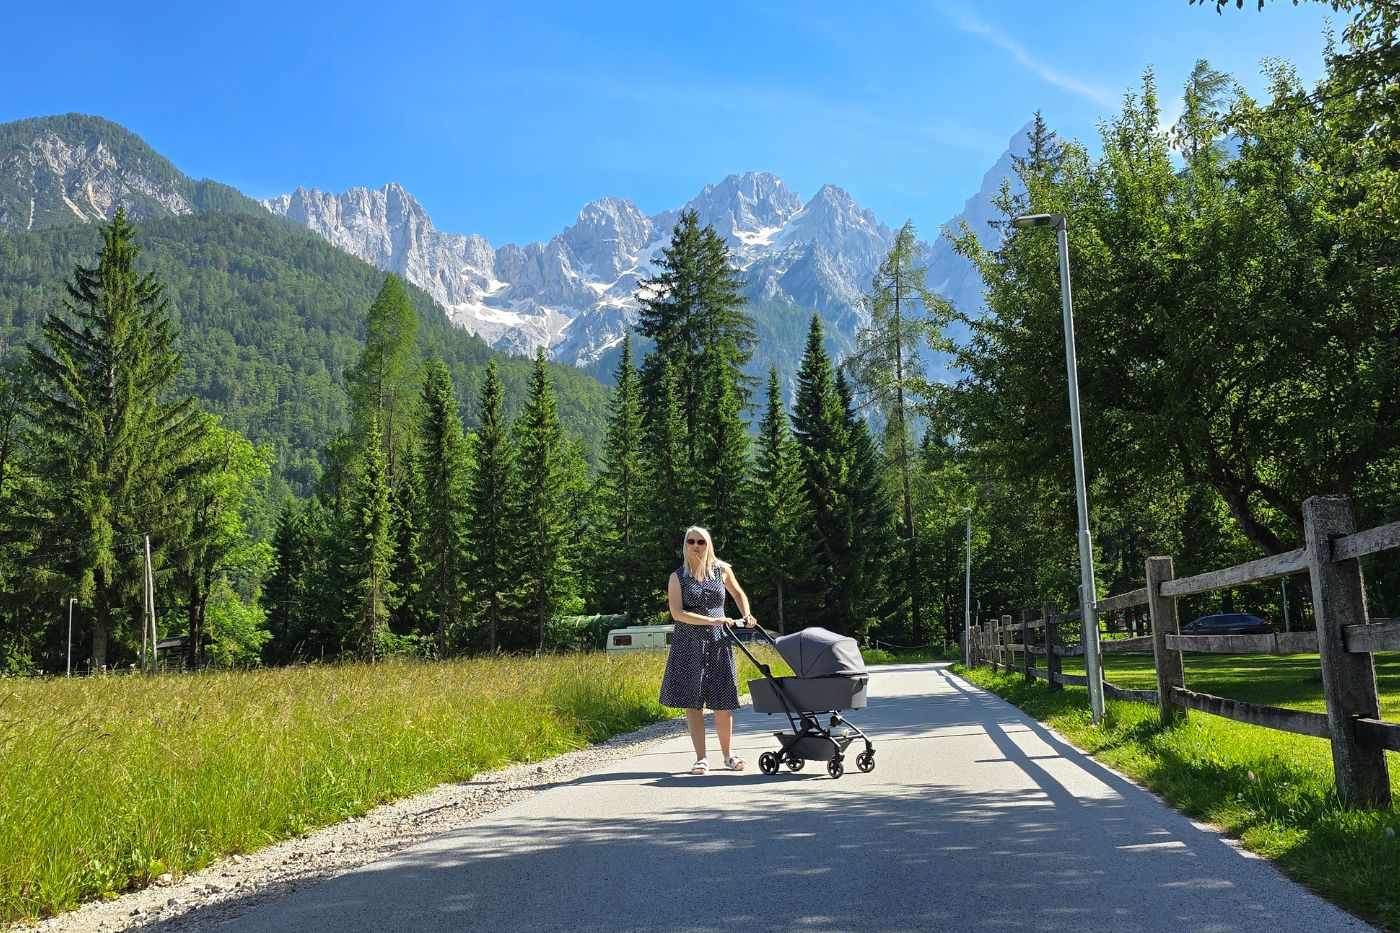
left=658, top=525, right=757, bottom=775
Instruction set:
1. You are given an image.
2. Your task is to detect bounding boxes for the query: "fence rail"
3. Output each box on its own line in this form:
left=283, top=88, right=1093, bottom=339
left=966, top=494, right=1398, bottom=810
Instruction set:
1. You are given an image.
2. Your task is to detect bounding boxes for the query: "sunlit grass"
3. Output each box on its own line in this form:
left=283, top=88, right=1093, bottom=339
left=0, top=647, right=784, bottom=923
left=956, top=656, right=1400, bottom=930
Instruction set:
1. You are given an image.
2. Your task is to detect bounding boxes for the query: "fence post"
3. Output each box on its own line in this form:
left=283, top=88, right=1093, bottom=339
left=1045, top=608, right=1062, bottom=691
left=1304, top=495, right=1391, bottom=809
left=1146, top=556, right=1185, bottom=726
left=1000, top=614, right=1012, bottom=673
left=1021, top=609, right=1033, bottom=683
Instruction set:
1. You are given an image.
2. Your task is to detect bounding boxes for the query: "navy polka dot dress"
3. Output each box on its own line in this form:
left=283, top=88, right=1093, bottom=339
left=658, top=562, right=740, bottom=711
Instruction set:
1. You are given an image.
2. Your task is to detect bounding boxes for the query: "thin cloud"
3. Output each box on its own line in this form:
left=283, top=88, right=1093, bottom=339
left=944, top=6, right=1117, bottom=109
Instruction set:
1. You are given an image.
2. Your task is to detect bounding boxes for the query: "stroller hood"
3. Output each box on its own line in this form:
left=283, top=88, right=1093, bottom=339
left=774, top=627, right=867, bottom=678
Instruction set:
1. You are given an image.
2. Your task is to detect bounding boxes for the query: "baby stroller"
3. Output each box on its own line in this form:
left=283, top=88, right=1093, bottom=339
left=725, top=624, right=875, bottom=779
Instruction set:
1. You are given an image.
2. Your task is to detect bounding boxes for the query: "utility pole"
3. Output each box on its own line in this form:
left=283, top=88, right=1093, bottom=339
left=67, top=597, right=76, bottom=676
left=144, top=534, right=158, bottom=673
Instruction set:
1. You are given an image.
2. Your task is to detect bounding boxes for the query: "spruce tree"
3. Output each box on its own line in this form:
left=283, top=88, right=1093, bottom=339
left=837, top=370, right=897, bottom=637
left=344, top=415, right=395, bottom=659
left=416, top=361, right=471, bottom=656
left=790, top=315, right=850, bottom=632
left=694, top=348, right=750, bottom=556
left=263, top=500, right=308, bottom=662
left=640, top=355, right=693, bottom=596
left=1012, top=110, right=1066, bottom=176
left=465, top=360, right=514, bottom=652
left=24, top=209, right=205, bottom=668
left=594, top=336, right=651, bottom=621
left=749, top=369, right=811, bottom=633
left=637, top=210, right=755, bottom=459
left=389, top=459, right=425, bottom=640
left=510, top=349, right=577, bottom=650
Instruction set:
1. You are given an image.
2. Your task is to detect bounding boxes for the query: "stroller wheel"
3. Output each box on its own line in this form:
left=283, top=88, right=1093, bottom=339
left=856, top=751, right=875, bottom=773
left=827, top=756, right=844, bottom=779
left=759, top=751, right=780, bottom=775
left=785, top=752, right=805, bottom=772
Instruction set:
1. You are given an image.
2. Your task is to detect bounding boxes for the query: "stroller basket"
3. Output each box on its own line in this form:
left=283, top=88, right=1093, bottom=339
left=749, top=674, right=867, bottom=714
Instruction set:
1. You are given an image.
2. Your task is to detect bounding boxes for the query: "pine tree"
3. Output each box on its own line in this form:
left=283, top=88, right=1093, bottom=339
left=344, top=415, right=395, bottom=659
left=837, top=370, right=897, bottom=637
left=389, top=459, right=425, bottom=640
left=640, top=355, right=693, bottom=597
left=263, top=500, right=307, bottom=662
left=465, top=361, right=514, bottom=652
left=24, top=210, right=205, bottom=668
left=510, top=349, right=577, bottom=650
left=790, top=315, right=850, bottom=632
left=594, top=336, right=651, bottom=621
left=1012, top=110, right=1066, bottom=176
left=637, top=210, right=755, bottom=459
left=749, top=369, right=811, bottom=633
left=416, top=360, right=471, bottom=656
left=694, top=348, right=750, bottom=555
left=346, top=274, right=419, bottom=482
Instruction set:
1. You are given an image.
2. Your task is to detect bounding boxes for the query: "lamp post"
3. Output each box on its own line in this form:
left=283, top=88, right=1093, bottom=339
left=67, top=597, right=76, bottom=677
left=1011, top=212, right=1105, bottom=723
left=964, top=508, right=973, bottom=667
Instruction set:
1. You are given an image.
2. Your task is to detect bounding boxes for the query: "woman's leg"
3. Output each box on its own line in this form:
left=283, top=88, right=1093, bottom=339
left=714, top=709, right=733, bottom=761
left=685, top=708, right=707, bottom=761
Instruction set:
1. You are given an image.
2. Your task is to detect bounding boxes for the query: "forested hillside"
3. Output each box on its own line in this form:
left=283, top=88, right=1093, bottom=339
left=0, top=210, right=610, bottom=495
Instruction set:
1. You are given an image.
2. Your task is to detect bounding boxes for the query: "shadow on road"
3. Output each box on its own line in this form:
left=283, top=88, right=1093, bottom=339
left=140, top=665, right=1367, bottom=933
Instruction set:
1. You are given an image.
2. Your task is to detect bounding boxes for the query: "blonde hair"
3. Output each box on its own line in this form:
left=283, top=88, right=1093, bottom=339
left=682, top=526, right=728, bottom=581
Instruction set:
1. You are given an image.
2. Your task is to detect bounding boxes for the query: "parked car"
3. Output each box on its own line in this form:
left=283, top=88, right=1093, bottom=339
left=1181, top=612, right=1273, bottom=635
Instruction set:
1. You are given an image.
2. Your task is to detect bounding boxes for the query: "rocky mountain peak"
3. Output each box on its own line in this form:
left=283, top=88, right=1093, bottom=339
left=671, top=171, right=803, bottom=251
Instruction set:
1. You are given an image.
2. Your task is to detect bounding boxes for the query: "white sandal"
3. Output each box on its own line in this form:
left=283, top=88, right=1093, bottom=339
left=725, top=755, right=746, bottom=772
left=690, top=758, right=709, bottom=775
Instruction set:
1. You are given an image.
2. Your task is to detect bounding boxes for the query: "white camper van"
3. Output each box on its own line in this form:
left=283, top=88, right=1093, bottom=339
left=605, top=624, right=673, bottom=654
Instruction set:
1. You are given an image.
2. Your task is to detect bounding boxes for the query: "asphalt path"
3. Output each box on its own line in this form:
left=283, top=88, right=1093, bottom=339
left=198, top=662, right=1371, bottom=932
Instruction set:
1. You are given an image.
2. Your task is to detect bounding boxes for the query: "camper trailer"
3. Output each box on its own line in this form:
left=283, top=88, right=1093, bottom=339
left=606, top=624, right=673, bottom=654
left=605, top=623, right=759, bottom=654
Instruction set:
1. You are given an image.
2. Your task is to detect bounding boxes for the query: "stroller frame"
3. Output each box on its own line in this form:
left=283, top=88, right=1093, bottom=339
left=725, top=623, right=876, bottom=779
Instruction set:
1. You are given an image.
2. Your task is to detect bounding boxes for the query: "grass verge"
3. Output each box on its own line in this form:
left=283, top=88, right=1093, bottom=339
left=953, top=659, right=1400, bottom=930
left=0, top=648, right=784, bottom=923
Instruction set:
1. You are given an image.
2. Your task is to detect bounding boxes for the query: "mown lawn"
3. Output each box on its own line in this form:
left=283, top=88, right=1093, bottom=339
left=0, top=648, right=786, bottom=923
left=955, top=653, right=1400, bottom=931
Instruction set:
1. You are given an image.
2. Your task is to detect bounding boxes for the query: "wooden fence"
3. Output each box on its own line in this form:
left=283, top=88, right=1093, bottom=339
left=966, top=494, right=1400, bottom=809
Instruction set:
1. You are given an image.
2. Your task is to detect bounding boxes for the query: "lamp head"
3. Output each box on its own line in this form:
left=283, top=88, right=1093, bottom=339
left=1011, top=213, right=1066, bottom=230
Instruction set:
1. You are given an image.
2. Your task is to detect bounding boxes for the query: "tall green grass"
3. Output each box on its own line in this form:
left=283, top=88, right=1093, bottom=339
left=956, top=657, right=1400, bottom=930
left=0, top=649, right=782, bottom=922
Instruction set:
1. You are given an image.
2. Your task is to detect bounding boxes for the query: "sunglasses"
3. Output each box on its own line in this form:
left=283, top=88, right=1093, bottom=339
left=686, top=539, right=705, bottom=546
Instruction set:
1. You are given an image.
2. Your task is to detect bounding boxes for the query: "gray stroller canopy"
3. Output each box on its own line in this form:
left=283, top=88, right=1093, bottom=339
left=774, top=627, right=867, bottom=678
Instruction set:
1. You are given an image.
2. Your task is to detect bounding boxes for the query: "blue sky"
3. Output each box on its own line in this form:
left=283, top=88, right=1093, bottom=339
left=4, top=1, right=1336, bottom=245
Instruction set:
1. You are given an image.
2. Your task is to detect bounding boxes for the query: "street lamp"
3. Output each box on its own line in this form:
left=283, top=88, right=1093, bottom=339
left=1011, top=212, right=1105, bottom=723
left=963, top=507, right=973, bottom=667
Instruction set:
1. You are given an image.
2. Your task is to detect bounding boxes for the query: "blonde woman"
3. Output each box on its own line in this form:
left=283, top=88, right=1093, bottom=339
left=659, top=525, right=757, bottom=775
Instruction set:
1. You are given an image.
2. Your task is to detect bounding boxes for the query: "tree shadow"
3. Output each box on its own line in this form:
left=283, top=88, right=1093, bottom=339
left=135, top=665, right=1368, bottom=933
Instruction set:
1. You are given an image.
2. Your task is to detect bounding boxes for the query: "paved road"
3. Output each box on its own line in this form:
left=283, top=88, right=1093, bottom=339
left=201, top=663, right=1370, bottom=932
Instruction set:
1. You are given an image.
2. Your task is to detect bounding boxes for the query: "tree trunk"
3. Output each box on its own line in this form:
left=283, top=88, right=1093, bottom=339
left=776, top=579, right=785, bottom=634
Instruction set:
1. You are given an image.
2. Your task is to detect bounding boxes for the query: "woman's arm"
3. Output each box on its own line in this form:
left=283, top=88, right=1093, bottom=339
left=668, top=573, right=728, bottom=626
left=722, top=566, right=755, bottom=623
